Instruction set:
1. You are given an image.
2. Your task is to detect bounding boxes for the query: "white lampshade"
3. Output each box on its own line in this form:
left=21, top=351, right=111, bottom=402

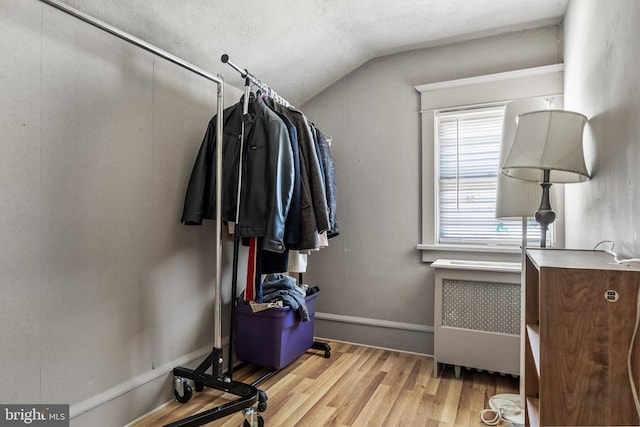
left=502, top=110, right=589, bottom=183
left=495, top=98, right=549, bottom=219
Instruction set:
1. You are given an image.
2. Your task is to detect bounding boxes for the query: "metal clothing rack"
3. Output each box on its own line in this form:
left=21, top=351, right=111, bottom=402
left=221, top=54, right=331, bottom=361
left=37, top=1, right=263, bottom=426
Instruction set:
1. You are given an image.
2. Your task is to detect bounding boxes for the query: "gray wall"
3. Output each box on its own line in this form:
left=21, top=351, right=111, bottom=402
left=8, top=0, right=638, bottom=423
left=0, top=0, right=243, bottom=423
left=563, top=0, right=640, bottom=257
left=300, top=26, right=563, bottom=354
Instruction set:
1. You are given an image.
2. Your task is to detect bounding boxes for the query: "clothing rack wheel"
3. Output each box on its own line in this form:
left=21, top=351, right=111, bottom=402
left=165, top=369, right=266, bottom=427
left=173, top=377, right=192, bottom=403
left=311, top=341, right=332, bottom=359
left=242, top=408, right=264, bottom=427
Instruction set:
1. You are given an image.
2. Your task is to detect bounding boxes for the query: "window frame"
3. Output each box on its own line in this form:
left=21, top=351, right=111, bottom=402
left=415, top=64, right=565, bottom=262
left=436, top=104, right=515, bottom=246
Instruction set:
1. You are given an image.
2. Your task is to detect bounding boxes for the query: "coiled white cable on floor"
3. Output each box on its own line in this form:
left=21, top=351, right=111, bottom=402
left=480, top=394, right=522, bottom=425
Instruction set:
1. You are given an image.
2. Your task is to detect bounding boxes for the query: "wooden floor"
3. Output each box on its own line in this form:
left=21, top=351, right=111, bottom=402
left=132, top=341, right=518, bottom=427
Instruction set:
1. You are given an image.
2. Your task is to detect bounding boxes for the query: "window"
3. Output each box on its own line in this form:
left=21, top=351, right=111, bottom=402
left=436, top=105, right=544, bottom=246
left=415, top=64, right=564, bottom=260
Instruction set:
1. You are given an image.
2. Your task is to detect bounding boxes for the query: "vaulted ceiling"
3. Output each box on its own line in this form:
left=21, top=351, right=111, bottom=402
left=52, top=0, right=569, bottom=105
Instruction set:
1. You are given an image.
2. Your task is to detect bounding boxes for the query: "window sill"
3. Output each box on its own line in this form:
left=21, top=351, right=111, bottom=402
left=417, top=243, right=522, bottom=263
left=430, top=258, right=521, bottom=273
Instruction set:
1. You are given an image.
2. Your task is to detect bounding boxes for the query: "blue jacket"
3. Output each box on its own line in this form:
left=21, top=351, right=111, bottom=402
left=272, top=103, right=330, bottom=250
left=313, top=126, right=339, bottom=238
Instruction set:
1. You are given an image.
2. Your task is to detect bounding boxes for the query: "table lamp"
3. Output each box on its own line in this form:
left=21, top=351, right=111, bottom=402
left=501, top=110, right=589, bottom=248
left=496, top=99, right=549, bottom=244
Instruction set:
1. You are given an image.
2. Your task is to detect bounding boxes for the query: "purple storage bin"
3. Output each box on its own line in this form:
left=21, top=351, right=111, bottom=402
left=235, top=292, right=318, bottom=369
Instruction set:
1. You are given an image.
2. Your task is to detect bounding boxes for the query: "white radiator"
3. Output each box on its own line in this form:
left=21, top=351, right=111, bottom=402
left=432, top=259, right=521, bottom=378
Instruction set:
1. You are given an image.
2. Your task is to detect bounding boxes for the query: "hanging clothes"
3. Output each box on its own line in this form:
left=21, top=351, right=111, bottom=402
left=245, top=237, right=262, bottom=302
left=271, top=103, right=330, bottom=250
left=313, top=125, right=339, bottom=239
left=264, top=97, right=302, bottom=248
left=237, top=95, right=294, bottom=253
left=181, top=90, right=338, bottom=302
left=181, top=95, right=294, bottom=254
left=288, top=250, right=308, bottom=273
left=180, top=103, right=243, bottom=225
left=259, top=96, right=301, bottom=275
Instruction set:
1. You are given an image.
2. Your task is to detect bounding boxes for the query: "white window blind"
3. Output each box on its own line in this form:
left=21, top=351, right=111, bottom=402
left=437, top=105, right=544, bottom=246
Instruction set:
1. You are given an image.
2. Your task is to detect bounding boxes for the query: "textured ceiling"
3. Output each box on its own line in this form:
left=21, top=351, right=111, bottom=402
left=52, top=0, right=569, bottom=105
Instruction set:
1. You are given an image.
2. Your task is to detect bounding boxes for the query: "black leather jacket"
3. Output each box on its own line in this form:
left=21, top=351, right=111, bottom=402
left=181, top=96, right=294, bottom=253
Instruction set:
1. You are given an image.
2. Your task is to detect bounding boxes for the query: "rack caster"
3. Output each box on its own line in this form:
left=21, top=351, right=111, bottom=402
left=311, top=341, right=331, bottom=358
left=174, top=376, right=193, bottom=403
left=242, top=407, right=264, bottom=427
left=257, top=390, right=268, bottom=412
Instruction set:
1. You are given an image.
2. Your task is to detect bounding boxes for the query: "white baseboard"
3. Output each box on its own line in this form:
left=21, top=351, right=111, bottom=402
left=124, top=399, right=175, bottom=427
left=315, top=311, right=434, bottom=333
left=71, top=345, right=213, bottom=418
left=314, top=312, right=434, bottom=355
left=70, top=314, right=433, bottom=426
left=70, top=342, right=231, bottom=427
left=315, top=336, right=433, bottom=358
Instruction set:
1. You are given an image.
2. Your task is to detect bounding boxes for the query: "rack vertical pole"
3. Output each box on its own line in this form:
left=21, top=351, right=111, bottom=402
left=212, top=75, right=224, bottom=377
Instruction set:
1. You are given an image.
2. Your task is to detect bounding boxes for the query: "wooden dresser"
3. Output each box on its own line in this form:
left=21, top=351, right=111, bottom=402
left=524, top=249, right=640, bottom=426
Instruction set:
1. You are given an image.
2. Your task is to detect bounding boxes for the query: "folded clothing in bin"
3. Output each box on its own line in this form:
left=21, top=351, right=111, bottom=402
left=261, top=273, right=311, bottom=321
left=235, top=289, right=319, bottom=369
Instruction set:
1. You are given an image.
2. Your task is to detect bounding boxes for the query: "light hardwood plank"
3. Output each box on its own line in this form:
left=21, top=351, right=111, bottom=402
left=131, top=342, right=518, bottom=426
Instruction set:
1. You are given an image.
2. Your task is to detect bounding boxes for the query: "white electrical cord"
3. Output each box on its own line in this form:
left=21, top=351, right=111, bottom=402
left=629, top=286, right=640, bottom=420
left=593, top=240, right=640, bottom=265
left=593, top=240, right=640, bottom=420
left=480, top=394, right=522, bottom=426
